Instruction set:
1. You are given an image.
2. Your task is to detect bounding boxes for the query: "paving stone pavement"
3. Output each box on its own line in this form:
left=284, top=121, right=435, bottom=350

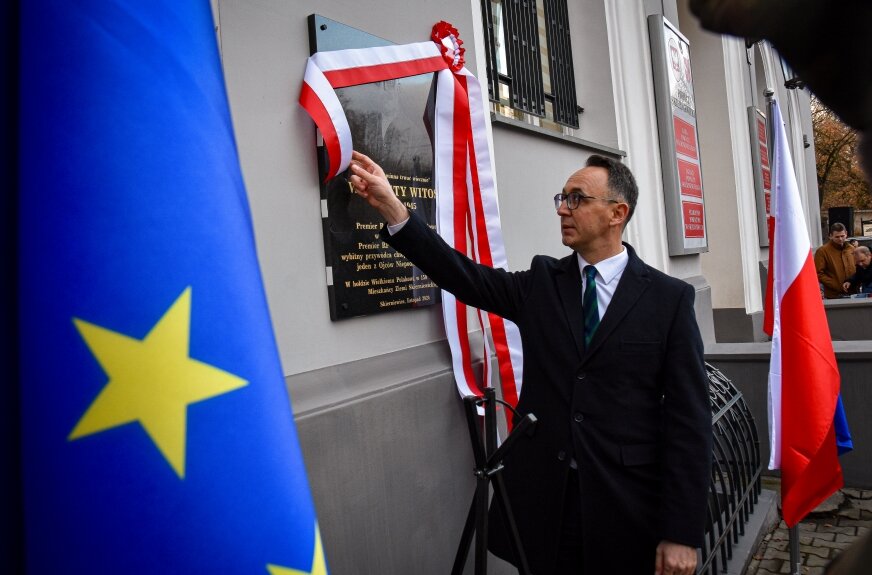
left=743, top=480, right=872, bottom=575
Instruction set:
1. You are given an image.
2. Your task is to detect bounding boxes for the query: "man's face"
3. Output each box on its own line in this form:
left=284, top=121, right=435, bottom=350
left=557, top=167, right=619, bottom=252
left=830, top=230, right=848, bottom=247
left=855, top=250, right=871, bottom=268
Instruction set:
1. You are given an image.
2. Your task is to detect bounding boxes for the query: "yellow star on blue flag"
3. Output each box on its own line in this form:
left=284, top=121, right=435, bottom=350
left=70, top=287, right=248, bottom=478
left=19, top=1, right=328, bottom=573
left=268, top=523, right=328, bottom=575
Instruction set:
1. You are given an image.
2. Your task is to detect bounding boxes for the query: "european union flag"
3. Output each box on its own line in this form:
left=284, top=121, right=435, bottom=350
left=19, top=1, right=327, bottom=573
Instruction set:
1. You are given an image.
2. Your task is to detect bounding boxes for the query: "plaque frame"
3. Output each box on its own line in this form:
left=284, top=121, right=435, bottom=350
left=308, top=14, right=441, bottom=320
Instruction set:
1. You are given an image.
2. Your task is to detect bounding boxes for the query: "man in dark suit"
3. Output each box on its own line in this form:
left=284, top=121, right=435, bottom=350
left=349, top=150, right=712, bottom=574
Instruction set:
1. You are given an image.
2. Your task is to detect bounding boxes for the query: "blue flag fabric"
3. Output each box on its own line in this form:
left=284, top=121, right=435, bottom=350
left=19, top=1, right=326, bottom=573
left=835, top=396, right=854, bottom=456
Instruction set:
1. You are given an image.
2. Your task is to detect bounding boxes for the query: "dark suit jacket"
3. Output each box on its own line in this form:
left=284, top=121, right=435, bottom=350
left=383, top=213, right=712, bottom=574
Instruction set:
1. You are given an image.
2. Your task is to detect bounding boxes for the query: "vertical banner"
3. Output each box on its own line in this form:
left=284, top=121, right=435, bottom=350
left=648, top=15, right=709, bottom=255
left=749, top=106, right=772, bottom=247
left=19, top=1, right=326, bottom=573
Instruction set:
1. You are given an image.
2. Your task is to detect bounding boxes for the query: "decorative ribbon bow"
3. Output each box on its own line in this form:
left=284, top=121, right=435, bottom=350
left=299, top=22, right=523, bottom=417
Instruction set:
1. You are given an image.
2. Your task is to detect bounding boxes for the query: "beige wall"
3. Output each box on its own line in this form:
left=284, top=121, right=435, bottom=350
left=216, top=0, right=477, bottom=377
left=679, top=2, right=748, bottom=310
left=209, top=0, right=819, bottom=568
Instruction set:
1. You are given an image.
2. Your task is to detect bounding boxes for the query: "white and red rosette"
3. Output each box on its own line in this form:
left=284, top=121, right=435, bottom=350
left=431, top=21, right=465, bottom=72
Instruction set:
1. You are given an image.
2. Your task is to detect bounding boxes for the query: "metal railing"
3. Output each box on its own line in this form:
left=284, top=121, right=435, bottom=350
left=698, top=363, right=763, bottom=574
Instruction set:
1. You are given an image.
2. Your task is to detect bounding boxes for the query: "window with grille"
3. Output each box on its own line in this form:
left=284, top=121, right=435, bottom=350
left=480, top=0, right=580, bottom=130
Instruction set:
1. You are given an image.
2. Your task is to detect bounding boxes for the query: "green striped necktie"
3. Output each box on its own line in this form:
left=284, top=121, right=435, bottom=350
left=583, top=265, right=599, bottom=349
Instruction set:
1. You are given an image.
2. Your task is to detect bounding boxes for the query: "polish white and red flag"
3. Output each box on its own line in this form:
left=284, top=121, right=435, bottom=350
left=766, top=98, right=843, bottom=527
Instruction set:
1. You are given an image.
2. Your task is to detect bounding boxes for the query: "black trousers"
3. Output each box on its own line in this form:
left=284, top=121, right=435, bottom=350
left=553, top=468, right=583, bottom=573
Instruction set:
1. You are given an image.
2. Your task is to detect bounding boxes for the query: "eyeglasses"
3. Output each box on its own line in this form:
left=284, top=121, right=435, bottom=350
left=553, top=191, right=619, bottom=211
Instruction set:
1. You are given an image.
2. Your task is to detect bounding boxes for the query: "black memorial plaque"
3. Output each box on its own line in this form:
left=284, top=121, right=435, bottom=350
left=309, top=14, right=440, bottom=320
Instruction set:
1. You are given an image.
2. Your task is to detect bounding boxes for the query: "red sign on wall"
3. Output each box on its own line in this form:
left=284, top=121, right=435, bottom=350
left=673, top=116, right=698, bottom=159
left=682, top=201, right=705, bottom=238
left=755, top=113, right=772, bottom=219
left=757, top=117, right=770, bottom=168
left=677, top=159, right=703, bottom=198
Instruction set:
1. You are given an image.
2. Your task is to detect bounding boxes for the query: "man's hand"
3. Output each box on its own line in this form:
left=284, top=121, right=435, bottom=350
left=843, top=282, right=852, bottom=292
left=654, top=540, right=697, bottom=575
left=348, top=151, right=409, bottom=226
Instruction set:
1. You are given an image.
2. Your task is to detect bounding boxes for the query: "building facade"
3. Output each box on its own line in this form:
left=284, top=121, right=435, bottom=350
left=213, top=0, right=820, bottom=571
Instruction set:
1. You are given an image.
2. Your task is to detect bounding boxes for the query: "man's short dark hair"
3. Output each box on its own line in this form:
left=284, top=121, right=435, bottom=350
left=585, top=154, right=638, bottom=225
left=830, top=222, right=847, bottom=233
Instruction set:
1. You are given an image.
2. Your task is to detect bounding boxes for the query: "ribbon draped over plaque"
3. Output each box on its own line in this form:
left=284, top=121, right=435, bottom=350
left=299, top=22, right=523, bottom=415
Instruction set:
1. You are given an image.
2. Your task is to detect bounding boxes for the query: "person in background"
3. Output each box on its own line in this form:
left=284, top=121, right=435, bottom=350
left=843, top=246, right=872, bottom=294
left=815, top=223, right=856, bottom=298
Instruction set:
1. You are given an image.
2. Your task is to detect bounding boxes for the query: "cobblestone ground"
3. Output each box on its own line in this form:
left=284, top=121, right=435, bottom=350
left=744, top=480, right=872, bottom=575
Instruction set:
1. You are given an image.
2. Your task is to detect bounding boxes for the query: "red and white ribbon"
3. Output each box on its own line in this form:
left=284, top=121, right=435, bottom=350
left=299, top=22, right=523, bottom=417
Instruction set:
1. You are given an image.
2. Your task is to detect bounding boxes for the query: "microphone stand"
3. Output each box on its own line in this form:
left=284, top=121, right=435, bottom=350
left=451, top=387, right=536, bottom=575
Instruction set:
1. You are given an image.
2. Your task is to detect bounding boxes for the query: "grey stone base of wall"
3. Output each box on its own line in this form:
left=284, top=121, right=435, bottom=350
left=288, top=341, right=479, bottom=575
left=687, top=275, right=717, bottom=345
left=823, top=297, right=872, bottom=340
left=719, top=489, right=780, bottom=574
left=713, top=308, right=767, bottom=343
left=713, top=294, right=872, bottom=345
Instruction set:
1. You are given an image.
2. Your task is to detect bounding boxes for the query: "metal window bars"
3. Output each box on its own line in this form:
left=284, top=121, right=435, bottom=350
left=480, top=0, right=579, bottom=128
left=543, top=0, right=578, bottom=128
left=504, top=0, right=545, bottom=117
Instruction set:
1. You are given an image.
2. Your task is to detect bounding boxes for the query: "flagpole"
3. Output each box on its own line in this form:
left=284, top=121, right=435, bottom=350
left=765, top=89, right=776, bottom=220
left=788, top=525, right=801, bottom=575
